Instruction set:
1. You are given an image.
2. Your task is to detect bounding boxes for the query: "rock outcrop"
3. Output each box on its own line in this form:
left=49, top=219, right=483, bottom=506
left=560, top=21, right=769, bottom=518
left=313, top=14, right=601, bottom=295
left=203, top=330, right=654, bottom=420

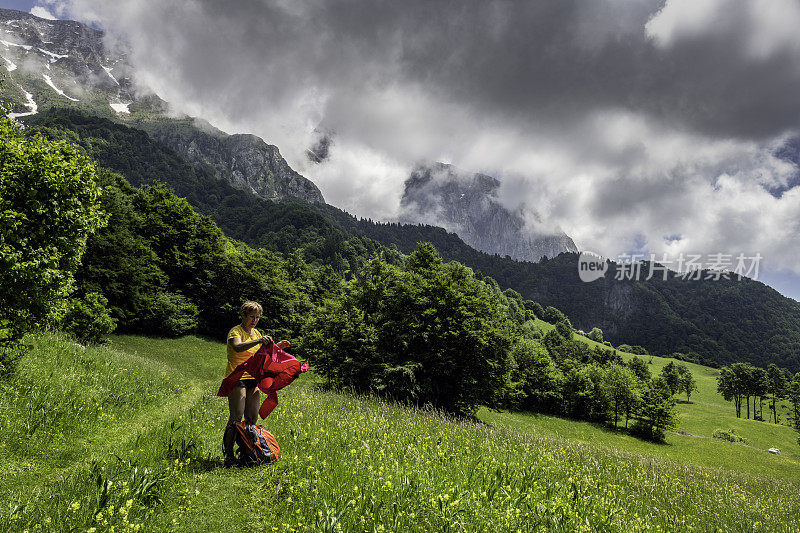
left=399, top=163, right=578, bottom=261
left=140, top=120, right=324, bottom=203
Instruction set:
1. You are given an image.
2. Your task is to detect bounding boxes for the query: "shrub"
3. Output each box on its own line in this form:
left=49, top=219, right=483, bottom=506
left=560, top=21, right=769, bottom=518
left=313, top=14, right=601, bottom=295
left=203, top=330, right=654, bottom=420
left=712, top=428, right=747, bottom=444
left=555, top=320, right=574, bottom=340
left=524, top=300, right=544, bottom=319
left=62, top=292, right=117, bottom=344
left=133, top=292, right=199, bottom=336
left=587, top=327, right=604, bottom=343
left=543, top=306, right=566, bottom=324
left=0, top=112, right=106, bottom=370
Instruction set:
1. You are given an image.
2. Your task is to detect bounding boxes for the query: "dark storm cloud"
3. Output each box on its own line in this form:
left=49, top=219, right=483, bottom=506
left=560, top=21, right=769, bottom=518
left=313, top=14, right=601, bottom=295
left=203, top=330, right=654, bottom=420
left=53, top=0, right=800, bottom=139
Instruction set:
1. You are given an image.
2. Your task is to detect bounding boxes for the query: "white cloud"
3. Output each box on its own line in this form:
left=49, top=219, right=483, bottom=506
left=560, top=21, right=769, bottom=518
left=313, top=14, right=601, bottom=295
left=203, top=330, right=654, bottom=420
left=646, top=0, right=800, bottom=61
left=30, top=5, right=57, bottom=20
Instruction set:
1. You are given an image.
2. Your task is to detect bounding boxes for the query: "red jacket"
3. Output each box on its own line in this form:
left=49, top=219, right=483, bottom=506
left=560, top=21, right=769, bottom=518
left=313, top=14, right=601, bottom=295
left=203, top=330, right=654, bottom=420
left=217, top=341, right=309, bottom=419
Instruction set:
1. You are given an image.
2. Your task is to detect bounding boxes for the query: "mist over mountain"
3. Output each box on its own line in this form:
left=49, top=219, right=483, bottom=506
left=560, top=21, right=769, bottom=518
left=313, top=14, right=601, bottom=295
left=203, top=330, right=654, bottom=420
left=31, top=0, right=800, bottom=292
left=400, top=163, right=578, bottom=261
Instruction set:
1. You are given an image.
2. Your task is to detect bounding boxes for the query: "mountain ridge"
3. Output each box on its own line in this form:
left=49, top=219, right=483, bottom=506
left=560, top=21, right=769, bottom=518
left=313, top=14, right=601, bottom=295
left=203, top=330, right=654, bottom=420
left=6, top=10, right=800, bottom=372
left=0, top=8, right=323, bottom=205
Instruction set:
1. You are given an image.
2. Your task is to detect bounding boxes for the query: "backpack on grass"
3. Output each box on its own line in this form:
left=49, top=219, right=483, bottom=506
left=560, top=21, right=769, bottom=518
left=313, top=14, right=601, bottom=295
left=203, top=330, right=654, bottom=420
left=233, top=422, right=281, bottom=466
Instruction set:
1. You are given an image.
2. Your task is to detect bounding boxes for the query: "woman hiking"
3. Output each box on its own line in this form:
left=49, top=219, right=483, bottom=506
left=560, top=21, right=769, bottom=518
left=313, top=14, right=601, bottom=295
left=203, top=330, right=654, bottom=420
left=222, top=300, right=289, bottom=467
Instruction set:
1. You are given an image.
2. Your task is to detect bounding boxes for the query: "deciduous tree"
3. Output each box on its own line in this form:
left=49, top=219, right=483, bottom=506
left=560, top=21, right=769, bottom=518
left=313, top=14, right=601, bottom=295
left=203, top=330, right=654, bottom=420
left=1, top=114, right=106, bottom=371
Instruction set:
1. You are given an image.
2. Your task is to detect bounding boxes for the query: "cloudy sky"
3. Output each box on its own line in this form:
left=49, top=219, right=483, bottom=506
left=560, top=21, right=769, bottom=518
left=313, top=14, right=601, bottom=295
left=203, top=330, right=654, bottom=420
left=12, top=0, right=800, bottom=298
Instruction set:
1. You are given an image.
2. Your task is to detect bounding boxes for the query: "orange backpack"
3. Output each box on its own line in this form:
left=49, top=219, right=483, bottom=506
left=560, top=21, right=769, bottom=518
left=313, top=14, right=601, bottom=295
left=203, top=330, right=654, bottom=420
left=233, top=422, right=281, bottom=466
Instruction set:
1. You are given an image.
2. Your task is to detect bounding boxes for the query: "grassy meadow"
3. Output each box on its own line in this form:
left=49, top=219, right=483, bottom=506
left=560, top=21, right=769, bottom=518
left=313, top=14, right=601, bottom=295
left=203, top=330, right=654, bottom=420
left=1, top=332, right=799, bottom=532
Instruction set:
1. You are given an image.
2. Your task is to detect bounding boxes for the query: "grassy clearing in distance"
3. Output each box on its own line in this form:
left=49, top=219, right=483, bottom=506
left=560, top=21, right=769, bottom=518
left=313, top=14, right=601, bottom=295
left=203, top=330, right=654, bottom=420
left=1, top=333, right=799, bottom=532
left=482, top=320, right=800, bottom=475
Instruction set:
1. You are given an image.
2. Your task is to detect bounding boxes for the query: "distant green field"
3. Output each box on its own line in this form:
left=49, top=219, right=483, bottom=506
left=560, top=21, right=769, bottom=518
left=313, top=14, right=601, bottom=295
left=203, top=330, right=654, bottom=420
left=497, top=320, right=800, bottom=477
left=1, top=333, right=798, bottom=532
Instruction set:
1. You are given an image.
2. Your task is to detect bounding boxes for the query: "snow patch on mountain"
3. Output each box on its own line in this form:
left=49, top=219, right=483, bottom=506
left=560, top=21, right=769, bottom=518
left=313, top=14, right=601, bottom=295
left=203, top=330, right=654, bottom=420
left=102, top=65, right=119, bottom=85
left=3, top=56, right=16, bottom=71
left=0, top=39, right=31, bottom=51
left=110, top=101, right=130, bottom=113
left=38, top=48, right=68, bottom=61
left=42, top=74, right=78, bottom=101
left=8, top=86, right=37, bottom=118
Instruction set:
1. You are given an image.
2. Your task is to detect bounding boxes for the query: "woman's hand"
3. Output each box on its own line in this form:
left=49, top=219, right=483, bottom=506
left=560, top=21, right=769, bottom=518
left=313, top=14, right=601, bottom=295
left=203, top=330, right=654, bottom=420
left=260, top=335, right=273, bottom=344
left=276, top=339, right=291, bottom=350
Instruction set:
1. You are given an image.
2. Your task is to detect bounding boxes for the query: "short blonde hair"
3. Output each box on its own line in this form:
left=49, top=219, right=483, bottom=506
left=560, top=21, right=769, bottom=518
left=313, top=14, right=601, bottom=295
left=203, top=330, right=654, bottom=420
left=240, top=300, right=263, bottom=317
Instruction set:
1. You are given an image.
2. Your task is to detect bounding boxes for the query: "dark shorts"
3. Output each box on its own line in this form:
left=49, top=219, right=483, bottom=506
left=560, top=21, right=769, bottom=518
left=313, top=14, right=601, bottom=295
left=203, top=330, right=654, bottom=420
left=236, top=379, right=258, bottom=389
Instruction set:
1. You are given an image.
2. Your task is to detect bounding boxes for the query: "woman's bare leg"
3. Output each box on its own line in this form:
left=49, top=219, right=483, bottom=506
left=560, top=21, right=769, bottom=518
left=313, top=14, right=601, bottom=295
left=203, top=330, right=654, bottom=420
left=244, top=387, right=261, bottom=425
left=223, top=387, right=246, bottom=459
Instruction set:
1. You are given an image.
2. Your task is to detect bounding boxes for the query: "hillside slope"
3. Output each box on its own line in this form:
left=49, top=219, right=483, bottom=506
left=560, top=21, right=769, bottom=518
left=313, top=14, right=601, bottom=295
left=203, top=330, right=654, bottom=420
left=1, top=333, right=798, bottom=532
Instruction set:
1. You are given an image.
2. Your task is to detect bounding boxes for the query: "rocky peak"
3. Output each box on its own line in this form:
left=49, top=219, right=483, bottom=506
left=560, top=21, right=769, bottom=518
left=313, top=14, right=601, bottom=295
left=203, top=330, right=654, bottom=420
left=400, top=163, right=578, bottom=261
left=139, top=121, right=324, bottom=204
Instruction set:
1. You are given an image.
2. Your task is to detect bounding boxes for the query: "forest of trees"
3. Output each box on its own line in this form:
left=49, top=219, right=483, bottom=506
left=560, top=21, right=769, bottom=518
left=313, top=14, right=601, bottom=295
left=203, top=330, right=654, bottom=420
left=76, top=169, right=683, bottom=438
left=2, top=110, right=689, bottom=440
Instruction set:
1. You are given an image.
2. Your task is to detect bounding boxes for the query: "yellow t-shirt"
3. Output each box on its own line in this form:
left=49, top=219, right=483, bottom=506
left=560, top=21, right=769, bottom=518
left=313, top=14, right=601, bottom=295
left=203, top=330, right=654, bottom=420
left=226, top=324, right=262, bottom=380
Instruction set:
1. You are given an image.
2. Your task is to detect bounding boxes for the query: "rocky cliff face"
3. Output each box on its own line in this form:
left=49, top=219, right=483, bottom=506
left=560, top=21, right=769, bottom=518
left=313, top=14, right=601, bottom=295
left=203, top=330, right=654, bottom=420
left=0, top=8, right=323, bottom=204
left=140, top=120, right=324, bottom=203
left=399, top=163, right=578, bottom=261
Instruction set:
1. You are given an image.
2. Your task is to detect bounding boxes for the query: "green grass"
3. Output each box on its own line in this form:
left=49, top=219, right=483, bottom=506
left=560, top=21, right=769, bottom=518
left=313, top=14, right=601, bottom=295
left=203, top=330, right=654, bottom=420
left=506, top=320, right=800, bottom=473
left=1, top=332, right=799, bottom=532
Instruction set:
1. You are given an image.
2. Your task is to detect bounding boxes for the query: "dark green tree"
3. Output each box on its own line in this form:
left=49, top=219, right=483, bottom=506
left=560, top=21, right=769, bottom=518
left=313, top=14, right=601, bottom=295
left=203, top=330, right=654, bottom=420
left=304, top=244, right=514, bottom=416
left=750, top=366, right=769, bottom=421
left=509, top=337, right=562, bottom=413
left=788, top=374, right=800, bottom=445
left=555, top=320, right=574, bottom=341
left=767, top=363, right=787, bottom=424
left=587, top=327, right=604, bottom=343
left=627, top=356, right=651, bottom=383
left=562, top=364, right=609, bottom=422
left=633, top=376, right=677, bottom=443
left=603, top=364, right=639, bottom=428
left=676, top=363, right=698, bottom=403
left=523, top=300, right=544, bottom=320
left=731, top=362, right=757, bottom=419
left=661, top=361, right=682, bottom=396
left=717, top=366, right=743, bottom=418
left=542, top=306, right=566, bottom=324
